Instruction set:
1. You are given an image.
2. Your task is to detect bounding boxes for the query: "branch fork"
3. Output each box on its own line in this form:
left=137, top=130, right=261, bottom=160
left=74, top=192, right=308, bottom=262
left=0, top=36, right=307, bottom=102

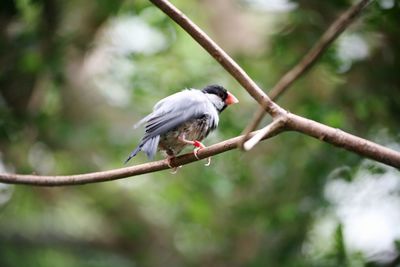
left=243, top=115, right=287, bottom=151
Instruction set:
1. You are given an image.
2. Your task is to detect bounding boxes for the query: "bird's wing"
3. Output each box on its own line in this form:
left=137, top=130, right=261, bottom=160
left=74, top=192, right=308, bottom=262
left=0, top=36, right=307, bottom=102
left=142, top=89, right=214, bottom=140
left=133, top=90, right=200, bottom=129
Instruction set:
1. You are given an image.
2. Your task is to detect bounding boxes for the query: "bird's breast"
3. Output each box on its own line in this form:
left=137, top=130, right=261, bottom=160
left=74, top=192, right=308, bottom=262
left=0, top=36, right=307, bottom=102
left=158, top=114, right=215, bottom=156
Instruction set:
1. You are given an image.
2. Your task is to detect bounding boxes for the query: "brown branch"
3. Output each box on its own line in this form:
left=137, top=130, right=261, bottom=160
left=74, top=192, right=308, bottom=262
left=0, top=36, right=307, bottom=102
left=243, top=116, right=287, bottom=151
left=2, top=110, right=399, bottom=186
left=0, top=129, right=283, bottom=186
left=286, top=113, right=400, bottom=168
left=240, top=0, right=372, bottom=147
left=270, top=0, right=371, bottom=100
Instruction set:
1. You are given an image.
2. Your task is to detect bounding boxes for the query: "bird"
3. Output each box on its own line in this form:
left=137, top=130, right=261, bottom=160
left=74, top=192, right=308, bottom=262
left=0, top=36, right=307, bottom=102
left=125, top=84, right=239, bottom=170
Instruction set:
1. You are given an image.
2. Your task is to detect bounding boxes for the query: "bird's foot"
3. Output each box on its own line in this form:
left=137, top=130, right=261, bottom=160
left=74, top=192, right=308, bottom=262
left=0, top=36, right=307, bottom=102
left=170, top=166, right=182, bottom=174
left=193, top=141, right=211, bottom=166
left=166, top=155, right=182, bottom=174
left=178, top=135, right=211, bottom=166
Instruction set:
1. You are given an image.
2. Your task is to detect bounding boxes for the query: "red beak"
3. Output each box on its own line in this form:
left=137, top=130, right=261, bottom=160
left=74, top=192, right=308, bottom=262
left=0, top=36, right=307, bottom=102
left=225, top=91, right=239, bottom=105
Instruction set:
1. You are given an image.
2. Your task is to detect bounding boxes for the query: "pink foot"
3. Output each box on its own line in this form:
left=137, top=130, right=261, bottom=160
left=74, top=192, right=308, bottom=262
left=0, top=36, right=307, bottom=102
left=178, top=135, right=212, bottom=166
left=193, top=141, right=211, bottom=166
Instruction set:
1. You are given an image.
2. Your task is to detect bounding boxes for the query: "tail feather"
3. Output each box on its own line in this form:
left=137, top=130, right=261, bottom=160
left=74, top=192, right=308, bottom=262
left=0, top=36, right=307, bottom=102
left=124, top=144, right=143, bottom=164
left=124, top=135, right=160, bottom=164
left=142, top=136, right=160, bottom=160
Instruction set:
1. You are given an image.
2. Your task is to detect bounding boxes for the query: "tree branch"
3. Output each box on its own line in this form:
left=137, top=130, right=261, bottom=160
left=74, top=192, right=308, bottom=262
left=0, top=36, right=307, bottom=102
left=243, top=116, right=287, bottom=151
left=286, top=113, right=400, bottom=168
left=240, top=0, right=372, bottom=147
left=2, top=109, right=398, bottom=186
left=0, top=129, right=282, bottom=186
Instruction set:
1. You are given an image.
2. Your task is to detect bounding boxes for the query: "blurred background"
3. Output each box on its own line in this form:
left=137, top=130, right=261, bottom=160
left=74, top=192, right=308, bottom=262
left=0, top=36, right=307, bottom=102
left=0, top=0, right=399, bottom=266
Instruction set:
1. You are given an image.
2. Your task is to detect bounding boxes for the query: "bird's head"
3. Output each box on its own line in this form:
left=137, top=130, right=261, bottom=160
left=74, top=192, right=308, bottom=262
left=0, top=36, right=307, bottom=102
left=202, top=84, right=239, bottom=112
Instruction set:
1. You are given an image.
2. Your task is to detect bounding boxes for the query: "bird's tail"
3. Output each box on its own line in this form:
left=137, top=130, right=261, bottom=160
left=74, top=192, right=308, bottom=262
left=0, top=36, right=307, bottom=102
left=124, top=135, right=160, bottom=164
left=124, top=145, right=143, bottom=164
left=142, top=135, right=160, bottom=160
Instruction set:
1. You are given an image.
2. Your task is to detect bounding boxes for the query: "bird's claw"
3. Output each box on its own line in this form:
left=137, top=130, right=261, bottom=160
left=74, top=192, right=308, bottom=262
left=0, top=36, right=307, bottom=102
left=193, top=141, right=211, bottom=166
left=193, top=148, right=201, bottom=160
left=166, top=156, right=182, bottom=174
left=170, top=165, right=182, bottom=174
left=166, top=157, right=173, bottom=168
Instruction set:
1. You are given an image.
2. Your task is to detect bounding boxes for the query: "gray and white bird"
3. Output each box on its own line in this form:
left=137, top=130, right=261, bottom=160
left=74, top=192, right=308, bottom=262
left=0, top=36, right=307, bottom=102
left=125, top=85, right=238, bottom=167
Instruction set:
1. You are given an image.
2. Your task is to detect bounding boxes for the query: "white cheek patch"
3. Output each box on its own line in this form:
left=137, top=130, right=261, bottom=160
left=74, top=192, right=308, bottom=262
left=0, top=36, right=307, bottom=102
left=206, top=94, right=224, bottom=111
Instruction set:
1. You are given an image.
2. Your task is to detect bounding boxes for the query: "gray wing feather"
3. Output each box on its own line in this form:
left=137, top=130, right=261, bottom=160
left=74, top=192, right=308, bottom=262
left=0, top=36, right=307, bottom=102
left=143, top=90, right=218, bottom=139
left=144, top=112, right=195, bottom=139
left=141, top=135, right=160, bottom=160
left=125, top=89, right=218, bottom=162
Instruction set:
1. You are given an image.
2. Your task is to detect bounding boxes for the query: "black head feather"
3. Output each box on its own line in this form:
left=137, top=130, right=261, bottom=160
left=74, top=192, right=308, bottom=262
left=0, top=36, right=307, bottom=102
left=201, top=85, right=228, bottom=102
left=202, top=84, right=229, bottom=112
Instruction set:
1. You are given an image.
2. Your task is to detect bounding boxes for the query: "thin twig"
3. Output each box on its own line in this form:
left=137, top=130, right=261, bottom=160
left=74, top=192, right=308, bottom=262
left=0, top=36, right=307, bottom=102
left=243, top=116, right=286, bottom=151
left=239, top=0, right=372, bottom=148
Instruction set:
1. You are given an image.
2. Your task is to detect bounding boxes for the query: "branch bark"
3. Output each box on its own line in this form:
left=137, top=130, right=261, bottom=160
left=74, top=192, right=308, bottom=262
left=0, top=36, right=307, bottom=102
left=0, top=129, right=283, bottom=186
left=240, top=0, right=372, bottom=146
left=1, top=109, right=399, bottom=186
left=286, top=113, right=400, bottom=168
left=243, top=116, right=287, bottom=151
